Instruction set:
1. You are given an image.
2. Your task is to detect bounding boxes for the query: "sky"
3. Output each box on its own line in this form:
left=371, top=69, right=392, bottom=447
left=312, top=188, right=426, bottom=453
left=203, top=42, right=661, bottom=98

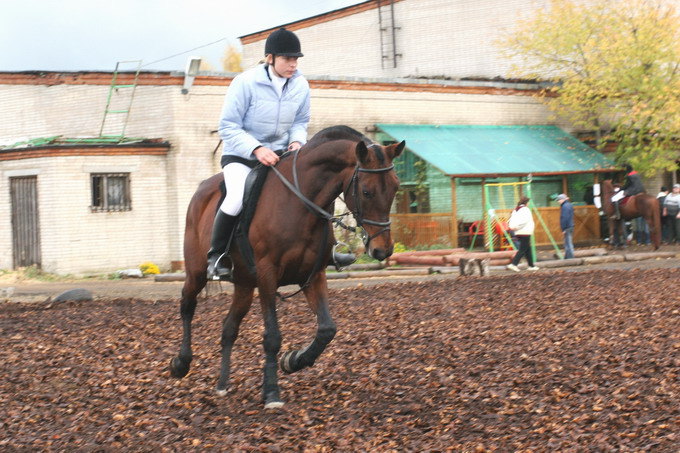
left=0, top=0, right=363, bottom=72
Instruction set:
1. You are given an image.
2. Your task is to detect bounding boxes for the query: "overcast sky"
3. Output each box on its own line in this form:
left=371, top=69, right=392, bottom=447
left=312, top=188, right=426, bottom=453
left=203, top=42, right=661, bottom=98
left=0, top=0, right=362, bottom=72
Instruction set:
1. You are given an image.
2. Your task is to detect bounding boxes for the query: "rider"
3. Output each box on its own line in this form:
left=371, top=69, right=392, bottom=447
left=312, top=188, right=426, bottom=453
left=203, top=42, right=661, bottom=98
left=610, top=164, right=645, bottom=219
left=207, top=28, right=310, bottom=280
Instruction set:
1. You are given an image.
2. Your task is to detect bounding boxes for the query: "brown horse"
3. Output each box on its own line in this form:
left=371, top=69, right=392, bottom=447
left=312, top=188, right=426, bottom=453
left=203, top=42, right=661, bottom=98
left=169, top=126, right=404, bottom=408
left=600, top=179, right=661, bottom=249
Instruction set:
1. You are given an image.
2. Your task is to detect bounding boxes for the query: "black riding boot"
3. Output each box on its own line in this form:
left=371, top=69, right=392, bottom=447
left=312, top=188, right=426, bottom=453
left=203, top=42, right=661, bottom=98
left=614, top=200, right=621, bottom=220
left=207, top=211, right=238, bottom=281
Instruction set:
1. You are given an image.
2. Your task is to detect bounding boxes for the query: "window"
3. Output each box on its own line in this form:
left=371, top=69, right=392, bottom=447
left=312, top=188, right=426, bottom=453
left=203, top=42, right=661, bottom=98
left=91, top=173, right=131, bottom=212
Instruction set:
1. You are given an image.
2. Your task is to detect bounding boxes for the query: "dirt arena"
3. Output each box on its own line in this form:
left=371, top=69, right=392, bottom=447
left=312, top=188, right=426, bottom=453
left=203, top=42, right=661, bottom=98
left=1, top=268, right=678, bottom=451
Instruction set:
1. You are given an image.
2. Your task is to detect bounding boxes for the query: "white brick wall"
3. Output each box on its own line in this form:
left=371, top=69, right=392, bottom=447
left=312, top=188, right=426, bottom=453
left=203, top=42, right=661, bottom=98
left=242, top=0, right=555, bottom=79
left=0, top=74, right=570, bottom=274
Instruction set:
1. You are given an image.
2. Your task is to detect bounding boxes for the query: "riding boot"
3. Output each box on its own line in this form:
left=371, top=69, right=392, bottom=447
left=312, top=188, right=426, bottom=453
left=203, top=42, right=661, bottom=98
left=207, top=211, right=238, bottom=281
left=614, top=201, right=621, bottom=220
left=332, top=250, right=356, bottom=269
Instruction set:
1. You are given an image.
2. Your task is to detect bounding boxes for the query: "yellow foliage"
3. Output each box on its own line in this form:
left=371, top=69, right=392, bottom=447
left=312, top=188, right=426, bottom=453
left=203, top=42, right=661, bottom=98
left=139, top=262, right=160, bottom=275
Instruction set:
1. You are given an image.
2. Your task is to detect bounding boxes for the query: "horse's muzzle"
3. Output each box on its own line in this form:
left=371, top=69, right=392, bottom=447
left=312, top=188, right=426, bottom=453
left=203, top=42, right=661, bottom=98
left=370, top=245, right=393, bottom=262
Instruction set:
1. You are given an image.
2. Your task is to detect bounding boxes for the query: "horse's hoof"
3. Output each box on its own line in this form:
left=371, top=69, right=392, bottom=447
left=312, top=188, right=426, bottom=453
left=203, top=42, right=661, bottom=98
left=279, top=351, right=298, bottom=374
left=215, top=388, right=228, bottom=397
left=264, top=400, right=285, bottom=410
left=169, top=357, right=190, bottom=379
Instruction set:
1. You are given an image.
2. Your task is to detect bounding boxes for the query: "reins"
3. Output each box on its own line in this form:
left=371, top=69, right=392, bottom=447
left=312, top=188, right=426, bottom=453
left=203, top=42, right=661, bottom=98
left=269, top=147, right=395, bottom=299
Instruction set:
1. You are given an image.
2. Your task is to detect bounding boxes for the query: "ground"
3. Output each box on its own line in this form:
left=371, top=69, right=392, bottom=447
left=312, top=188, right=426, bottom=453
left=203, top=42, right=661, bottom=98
left=1, top=263, right=678, bottom=451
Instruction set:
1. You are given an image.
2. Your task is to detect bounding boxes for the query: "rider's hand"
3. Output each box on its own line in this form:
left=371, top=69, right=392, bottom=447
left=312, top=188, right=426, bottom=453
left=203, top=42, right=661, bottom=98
left=253, top=146, right=280, bottom=166
left=287, top=141, right=302, bottom=152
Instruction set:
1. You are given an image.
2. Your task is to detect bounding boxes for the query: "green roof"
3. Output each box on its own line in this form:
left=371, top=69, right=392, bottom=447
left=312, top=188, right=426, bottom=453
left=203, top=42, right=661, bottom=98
left=376, top=124, right=617, bottom=177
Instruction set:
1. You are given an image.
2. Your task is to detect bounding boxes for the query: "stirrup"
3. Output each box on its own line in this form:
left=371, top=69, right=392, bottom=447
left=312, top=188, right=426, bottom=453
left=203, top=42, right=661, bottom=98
left=332, top=242, right=356, bottom=270
left=208, top=253, right=234, bottom=281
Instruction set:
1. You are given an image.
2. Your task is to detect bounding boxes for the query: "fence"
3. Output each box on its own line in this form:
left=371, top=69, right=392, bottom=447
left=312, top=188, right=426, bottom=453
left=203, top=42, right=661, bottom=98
left=391, top=206, right=601, bottom=249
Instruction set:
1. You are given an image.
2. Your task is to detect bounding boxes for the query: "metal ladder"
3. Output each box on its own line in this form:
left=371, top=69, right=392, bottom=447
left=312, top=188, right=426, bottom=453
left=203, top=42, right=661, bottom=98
left=99, top=60, right=142, bottom=141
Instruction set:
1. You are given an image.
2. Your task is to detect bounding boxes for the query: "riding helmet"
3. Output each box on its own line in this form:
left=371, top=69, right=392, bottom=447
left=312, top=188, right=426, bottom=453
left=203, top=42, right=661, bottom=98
left=264, top=28, right=303, bottom=57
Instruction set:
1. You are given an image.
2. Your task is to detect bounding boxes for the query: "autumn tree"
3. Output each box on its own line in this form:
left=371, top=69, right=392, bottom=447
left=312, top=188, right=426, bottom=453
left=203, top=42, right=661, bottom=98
left=222, top=45, right=243, bottom=73
left=499, top=0, right=680, bottom=176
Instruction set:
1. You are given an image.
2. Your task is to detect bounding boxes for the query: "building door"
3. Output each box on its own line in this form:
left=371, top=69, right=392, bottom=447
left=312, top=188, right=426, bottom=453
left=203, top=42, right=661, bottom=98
left=10, top=176, right=41, bottom=268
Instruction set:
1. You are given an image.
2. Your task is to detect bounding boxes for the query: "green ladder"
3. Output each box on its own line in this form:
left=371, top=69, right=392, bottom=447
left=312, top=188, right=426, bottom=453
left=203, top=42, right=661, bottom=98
left=99, top=60, right=142, bottom=141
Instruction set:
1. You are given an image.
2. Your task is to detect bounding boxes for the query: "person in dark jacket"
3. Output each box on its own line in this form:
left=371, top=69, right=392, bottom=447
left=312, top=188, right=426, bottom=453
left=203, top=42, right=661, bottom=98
left=611, top=164, right=646, bottom=219
left=556, top=193, right=575, bottom=259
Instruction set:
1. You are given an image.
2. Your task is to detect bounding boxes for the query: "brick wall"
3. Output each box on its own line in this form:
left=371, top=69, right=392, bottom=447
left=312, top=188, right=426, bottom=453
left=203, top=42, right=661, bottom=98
left=242, top=0, right=554, bottom=80
left=0, top=72, right=573, bottom=274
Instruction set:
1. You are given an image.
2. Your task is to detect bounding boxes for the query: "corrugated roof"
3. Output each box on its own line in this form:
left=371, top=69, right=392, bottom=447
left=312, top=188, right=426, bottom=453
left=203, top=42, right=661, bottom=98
left=377, top=124, right=617, bottom=177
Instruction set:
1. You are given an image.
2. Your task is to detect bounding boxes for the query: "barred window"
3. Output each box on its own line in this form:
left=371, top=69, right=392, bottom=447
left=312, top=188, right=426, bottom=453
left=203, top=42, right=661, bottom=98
left=91, top=173, right=131, bottom=212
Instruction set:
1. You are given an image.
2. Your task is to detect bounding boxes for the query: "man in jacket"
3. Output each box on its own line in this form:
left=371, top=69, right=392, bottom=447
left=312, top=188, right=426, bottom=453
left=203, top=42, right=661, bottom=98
left=556, top=193, right=575, bottom=259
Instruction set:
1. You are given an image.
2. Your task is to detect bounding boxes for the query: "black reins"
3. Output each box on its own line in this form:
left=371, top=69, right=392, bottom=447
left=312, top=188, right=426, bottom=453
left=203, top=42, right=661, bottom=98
left=269, top=148, right=394, bottom=298
left=270, top=150, right=395, bottom=246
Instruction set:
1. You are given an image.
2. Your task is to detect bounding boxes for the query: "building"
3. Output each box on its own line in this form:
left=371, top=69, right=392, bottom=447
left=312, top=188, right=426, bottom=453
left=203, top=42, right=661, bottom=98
left=1, top=0, right=641, bottom=273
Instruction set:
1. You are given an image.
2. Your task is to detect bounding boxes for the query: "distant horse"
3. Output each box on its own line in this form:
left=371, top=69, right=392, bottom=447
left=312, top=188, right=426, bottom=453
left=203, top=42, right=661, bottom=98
left=169, top=126, right=405, bottom=408
left=600, top=179, right=661, bottom=249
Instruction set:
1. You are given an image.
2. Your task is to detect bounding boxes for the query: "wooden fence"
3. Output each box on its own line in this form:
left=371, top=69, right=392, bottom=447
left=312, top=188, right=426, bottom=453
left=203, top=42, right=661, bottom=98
left=391, top=206, right=601, bottom=249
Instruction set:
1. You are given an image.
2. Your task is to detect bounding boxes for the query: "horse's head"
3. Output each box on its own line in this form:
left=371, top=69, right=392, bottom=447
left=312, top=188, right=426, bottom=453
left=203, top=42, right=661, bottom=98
left=344, top=140, right=405, bottom=261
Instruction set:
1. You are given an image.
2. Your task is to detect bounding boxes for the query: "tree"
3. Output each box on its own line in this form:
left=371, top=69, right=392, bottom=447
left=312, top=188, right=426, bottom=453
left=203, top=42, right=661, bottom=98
left=222, top=45, right=243, bottom=73
left=499, top=0, right=680, bottom=176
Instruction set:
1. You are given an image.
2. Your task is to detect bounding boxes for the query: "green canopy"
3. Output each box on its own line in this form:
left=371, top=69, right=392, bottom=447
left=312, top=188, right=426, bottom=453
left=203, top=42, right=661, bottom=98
left=377, top=124, right=617, bottom=177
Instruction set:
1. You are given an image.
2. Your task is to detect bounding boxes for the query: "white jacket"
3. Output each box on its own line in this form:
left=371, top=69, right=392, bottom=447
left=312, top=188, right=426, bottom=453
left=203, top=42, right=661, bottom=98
left=218, top=64, right=311, bottom=160
left=508, top=205, right=535, bottom=235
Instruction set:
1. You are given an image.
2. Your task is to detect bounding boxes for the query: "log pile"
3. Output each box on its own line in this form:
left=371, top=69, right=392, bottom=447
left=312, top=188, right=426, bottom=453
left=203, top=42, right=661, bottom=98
left=387, top=249, right=516, bottom=267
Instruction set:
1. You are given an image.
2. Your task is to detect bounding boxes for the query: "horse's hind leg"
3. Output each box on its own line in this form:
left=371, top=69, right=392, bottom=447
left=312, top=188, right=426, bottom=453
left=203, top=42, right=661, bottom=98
left=216, top=284, right=254, bottom=396
left=280, top=273, right=337, bottom=375
left=169, top=270, right=207, bottom=378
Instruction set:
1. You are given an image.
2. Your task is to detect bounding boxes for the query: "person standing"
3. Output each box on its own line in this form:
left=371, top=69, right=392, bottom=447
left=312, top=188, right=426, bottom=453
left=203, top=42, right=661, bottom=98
left=556, top=193, right=575, bottom=259
left=207, top=28, right=311, bottom=280
left=657, top=186, right=670, bottom=243
left=663, top=184, right=680, bottom=244
left=507, top=196, right=539, bottom=272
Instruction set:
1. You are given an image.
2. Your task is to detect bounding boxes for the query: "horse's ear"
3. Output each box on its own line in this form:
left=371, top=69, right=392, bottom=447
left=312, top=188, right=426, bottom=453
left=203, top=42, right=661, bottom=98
left=355, top=141, right=369, bottom=164
left=393, top=140, right=405, bottom=158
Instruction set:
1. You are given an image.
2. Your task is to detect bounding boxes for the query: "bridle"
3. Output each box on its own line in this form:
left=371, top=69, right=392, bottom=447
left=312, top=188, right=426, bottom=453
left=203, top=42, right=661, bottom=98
left=343, top=162, right=395, bottom=249
left=268, top=147, right=395, bottom=299
left=270, top=148, right=395, bottom=249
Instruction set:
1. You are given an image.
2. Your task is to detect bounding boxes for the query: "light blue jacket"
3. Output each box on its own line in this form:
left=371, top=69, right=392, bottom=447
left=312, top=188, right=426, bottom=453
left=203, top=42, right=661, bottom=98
left=218, top=64, right=311, bottom=160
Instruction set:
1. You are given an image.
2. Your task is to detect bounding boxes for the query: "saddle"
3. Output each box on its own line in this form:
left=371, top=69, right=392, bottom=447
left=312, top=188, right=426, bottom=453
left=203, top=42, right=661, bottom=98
left=216, top=161, right=272, bottom=276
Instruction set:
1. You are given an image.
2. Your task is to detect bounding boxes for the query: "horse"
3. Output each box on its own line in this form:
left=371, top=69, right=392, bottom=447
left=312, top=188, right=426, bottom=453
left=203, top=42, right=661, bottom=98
left=169, top=126, right=405, bottom=409
left=600, top=179, right=661, bottom=250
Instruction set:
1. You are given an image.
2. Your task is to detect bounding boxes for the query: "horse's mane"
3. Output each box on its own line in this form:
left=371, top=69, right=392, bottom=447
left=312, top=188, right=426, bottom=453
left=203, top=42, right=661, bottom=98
left=305, top=125, right=372, bottom=148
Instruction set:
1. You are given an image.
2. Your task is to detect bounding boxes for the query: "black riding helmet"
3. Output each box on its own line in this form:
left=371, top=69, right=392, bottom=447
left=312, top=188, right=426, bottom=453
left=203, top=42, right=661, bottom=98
left=264, top=28, right=303, bottom=57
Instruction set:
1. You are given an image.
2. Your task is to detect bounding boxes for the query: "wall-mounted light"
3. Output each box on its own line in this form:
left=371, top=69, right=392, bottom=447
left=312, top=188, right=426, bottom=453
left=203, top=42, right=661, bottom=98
left=181, top=56, right=202, bottom=94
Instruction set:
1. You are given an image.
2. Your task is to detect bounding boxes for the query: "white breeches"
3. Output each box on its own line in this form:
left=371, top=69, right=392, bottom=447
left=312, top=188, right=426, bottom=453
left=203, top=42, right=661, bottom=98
left=611, top=191, right=625, bottom=202
left=219, top=162, right=254, bottom=216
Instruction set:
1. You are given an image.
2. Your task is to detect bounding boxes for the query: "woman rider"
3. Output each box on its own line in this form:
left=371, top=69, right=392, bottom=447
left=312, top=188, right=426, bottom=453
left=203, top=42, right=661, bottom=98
left=611, top=164, right=646, bottom=219
left=207, top=28, right=310, bottom=280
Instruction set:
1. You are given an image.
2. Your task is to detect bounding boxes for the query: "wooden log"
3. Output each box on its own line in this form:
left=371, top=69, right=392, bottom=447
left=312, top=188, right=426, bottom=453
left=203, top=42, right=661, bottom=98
left=154, top=273, right=186, bottom=282
left=623, top=251, right=679, bottom=261
left=391, top=248, right=464, bottom=257
left=442, top=250, right=516, bottom=265
left=389, top=255, right=447, bottom=266
left=582, top=255, right=624, bottom=264
left=552, top=248, right=607, bottom=259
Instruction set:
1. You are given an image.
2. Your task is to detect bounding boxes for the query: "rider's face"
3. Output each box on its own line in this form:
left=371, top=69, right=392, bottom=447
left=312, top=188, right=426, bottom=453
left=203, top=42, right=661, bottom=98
left=271, top=55, right=298, bottom=79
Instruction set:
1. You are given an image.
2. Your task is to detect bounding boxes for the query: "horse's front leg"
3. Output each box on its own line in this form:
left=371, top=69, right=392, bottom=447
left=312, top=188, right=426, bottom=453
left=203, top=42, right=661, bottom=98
left=169, top=270, right=207, bottom=378
left=215, top=284, right=254, bottom=396
left=257, top=282, right=285, bottom=409
left=280, top=272, right=337, bottom=374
